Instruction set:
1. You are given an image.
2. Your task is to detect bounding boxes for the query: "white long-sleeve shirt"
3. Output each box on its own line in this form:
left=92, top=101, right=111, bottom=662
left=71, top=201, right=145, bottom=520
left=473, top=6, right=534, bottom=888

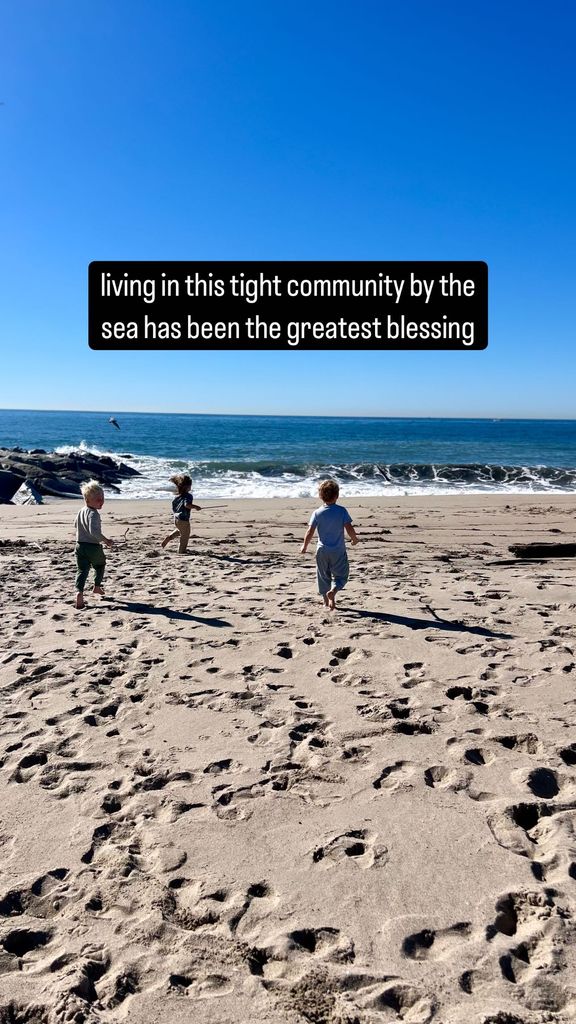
left=75, top=507, right=105, bottom=543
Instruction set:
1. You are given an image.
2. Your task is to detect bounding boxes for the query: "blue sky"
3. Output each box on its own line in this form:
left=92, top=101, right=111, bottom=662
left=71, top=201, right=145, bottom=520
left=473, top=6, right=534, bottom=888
left=0, top=0, right=574, bottom=417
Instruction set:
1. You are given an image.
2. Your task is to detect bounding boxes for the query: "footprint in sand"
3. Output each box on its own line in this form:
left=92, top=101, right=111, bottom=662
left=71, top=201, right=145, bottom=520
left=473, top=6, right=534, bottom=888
left=164, top=877, right=275, bottom=940
left=402, top=662, right=427, bottom=688
left=392, top=718, right=436, bottom=736
left=345, top=978, right=436, bottom=1024
left=168, top=972, right=233, bottom=998
left=202, top=758, right=236, bottom=775
left=340, top=744, right=372, bottom=763
left=312, top=829, right=388, bottom=869
left=559, top=742, right=576, bottom=766
left=446, top=685, right=473, bottom=701
left=485, top=888, right=571, bottom=989
left=328, top=645, right=354, bottom=666
left=355, top=699, right=392, bottom=724
left=463, top=746, right=496, bottom=766
left=423, top=765, right=473, bottom=793
left=372, top=761, right=416, bottom=792
left=524, top=766, right=561, bottom=799
left=1, top=926, right=53, bottom=958
left=52, top=946, right=111, bottom=1019
left=447, top=684, right=501, bottom=718
left=329, top=670, right=374, bottom=693
left=401, top=920, right=472, bottom=960
left=250, top=926, right=355, bottom=975
left=491, top=732, right=542, bottom=755
left=487, top=797, right=576, bottom=876
left=0, top=869, right=70, bottom=920
left=276, top=644, right=293, bottom=660
left=81, top=823, right=118, bottom=865
left=102, top=968, right=140, bottom=1009
left=162, top=884, right=223, bottom=932
left=10, top=749, right=49, bottom=783
left=288, top=719, right=328, bottom=751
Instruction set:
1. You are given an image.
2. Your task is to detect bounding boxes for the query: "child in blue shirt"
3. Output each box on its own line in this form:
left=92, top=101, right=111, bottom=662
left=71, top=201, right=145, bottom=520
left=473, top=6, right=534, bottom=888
left=161, top=474, right=202, bottom=554
left=301, top=479, right=358, bottom=609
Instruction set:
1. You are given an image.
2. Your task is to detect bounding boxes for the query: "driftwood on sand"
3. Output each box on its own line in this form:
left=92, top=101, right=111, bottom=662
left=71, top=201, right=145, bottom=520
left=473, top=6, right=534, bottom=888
left=509, top=542, right=576, bottom=559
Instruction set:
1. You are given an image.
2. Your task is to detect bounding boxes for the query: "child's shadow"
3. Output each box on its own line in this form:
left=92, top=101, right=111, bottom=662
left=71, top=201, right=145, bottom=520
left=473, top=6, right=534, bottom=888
left=345, top=607, right=513, bottom=639
left=106, top=598, right=230, bottom=627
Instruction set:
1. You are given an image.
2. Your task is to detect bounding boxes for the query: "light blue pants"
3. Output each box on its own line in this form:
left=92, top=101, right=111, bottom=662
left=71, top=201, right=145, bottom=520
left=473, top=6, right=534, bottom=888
left=316, top=546, right=349, bottom=595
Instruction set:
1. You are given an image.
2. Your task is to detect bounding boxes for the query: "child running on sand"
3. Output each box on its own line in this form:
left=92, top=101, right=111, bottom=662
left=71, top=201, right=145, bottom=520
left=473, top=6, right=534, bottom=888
left=301, top=479, right=358, bottom=609
left=74, top=481, right=115, bottom=609
left=161, top=474, right=202, bottom=554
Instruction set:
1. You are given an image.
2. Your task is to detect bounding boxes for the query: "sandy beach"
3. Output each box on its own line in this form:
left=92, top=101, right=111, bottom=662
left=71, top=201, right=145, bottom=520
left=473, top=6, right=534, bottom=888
left=1, top=494, right=576, bottom=1024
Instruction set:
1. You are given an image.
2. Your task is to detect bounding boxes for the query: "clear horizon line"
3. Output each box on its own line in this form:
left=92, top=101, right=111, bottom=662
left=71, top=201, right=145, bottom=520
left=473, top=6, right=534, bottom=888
left=0, top=407, right=575, bottom=423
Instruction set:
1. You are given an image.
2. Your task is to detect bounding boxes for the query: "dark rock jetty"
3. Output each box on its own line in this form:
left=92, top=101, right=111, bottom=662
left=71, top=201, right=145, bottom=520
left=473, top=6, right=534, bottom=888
left=0, top=448, right=140, bottom=502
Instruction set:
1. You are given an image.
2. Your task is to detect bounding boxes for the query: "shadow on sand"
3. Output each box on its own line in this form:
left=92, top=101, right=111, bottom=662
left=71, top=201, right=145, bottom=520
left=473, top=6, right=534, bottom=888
left=344, top=606, right=514, bottom=640
left=204, top=552, right=282, bottom=567
left=106, top=599, right=230, bottom=627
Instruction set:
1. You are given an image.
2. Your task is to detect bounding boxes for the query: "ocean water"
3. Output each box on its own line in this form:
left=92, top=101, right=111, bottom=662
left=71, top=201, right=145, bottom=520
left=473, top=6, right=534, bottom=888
left=1, top=409, right=576, bottom=499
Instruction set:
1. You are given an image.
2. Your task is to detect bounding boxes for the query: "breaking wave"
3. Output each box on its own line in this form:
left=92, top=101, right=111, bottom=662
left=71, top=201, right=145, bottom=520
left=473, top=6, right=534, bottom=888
left=53, top=447, right=576, bottom=499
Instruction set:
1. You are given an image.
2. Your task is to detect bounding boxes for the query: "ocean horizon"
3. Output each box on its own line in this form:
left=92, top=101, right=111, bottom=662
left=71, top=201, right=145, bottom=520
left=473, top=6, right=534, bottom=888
left=3, top=408, right=576, bottom=420
left=2, top=409, right=576, bottom=500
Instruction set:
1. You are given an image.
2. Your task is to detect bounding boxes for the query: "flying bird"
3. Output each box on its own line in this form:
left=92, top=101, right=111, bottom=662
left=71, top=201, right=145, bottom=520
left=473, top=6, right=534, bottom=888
left=109, top=417, right=121, bottom=430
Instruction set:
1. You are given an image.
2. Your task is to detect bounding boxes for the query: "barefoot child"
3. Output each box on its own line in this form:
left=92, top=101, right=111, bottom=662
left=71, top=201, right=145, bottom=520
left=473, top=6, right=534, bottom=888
left=74, top=481, right=115, bottom=609
left=161, top=474, right=202, bottom=554
left=301, top=479, right=358, bottom=610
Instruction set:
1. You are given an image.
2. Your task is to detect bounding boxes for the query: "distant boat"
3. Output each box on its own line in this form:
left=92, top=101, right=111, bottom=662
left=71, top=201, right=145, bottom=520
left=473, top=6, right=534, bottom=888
left=109, top=417, right=121, bottom=430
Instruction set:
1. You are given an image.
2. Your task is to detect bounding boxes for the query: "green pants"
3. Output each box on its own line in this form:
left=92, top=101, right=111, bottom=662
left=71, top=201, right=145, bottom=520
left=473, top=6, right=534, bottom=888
left=75, top=542, right=106, bottom=592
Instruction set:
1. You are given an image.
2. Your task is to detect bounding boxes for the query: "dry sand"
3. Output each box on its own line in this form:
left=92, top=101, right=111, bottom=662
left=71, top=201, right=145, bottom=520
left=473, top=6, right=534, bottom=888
left=1, top=494, right=576, bottom=1024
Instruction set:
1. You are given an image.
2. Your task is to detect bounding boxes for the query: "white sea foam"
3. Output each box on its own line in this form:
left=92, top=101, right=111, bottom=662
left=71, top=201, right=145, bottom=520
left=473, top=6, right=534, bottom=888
left=108, top=459, right=575, bottom=499
left=52, top=443, right=576, bottom=499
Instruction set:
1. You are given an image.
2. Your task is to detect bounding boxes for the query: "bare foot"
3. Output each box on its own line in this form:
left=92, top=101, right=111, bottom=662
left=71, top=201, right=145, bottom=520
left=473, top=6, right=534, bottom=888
left=93, top=586, right=105, bottom=597
left=322, top=594, right=329, bottom=607
left=327, top=587, right=337, bottom=611
left=161, top=537, right=170, bottom=548
left=75, top=593, right=85, bottom=609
